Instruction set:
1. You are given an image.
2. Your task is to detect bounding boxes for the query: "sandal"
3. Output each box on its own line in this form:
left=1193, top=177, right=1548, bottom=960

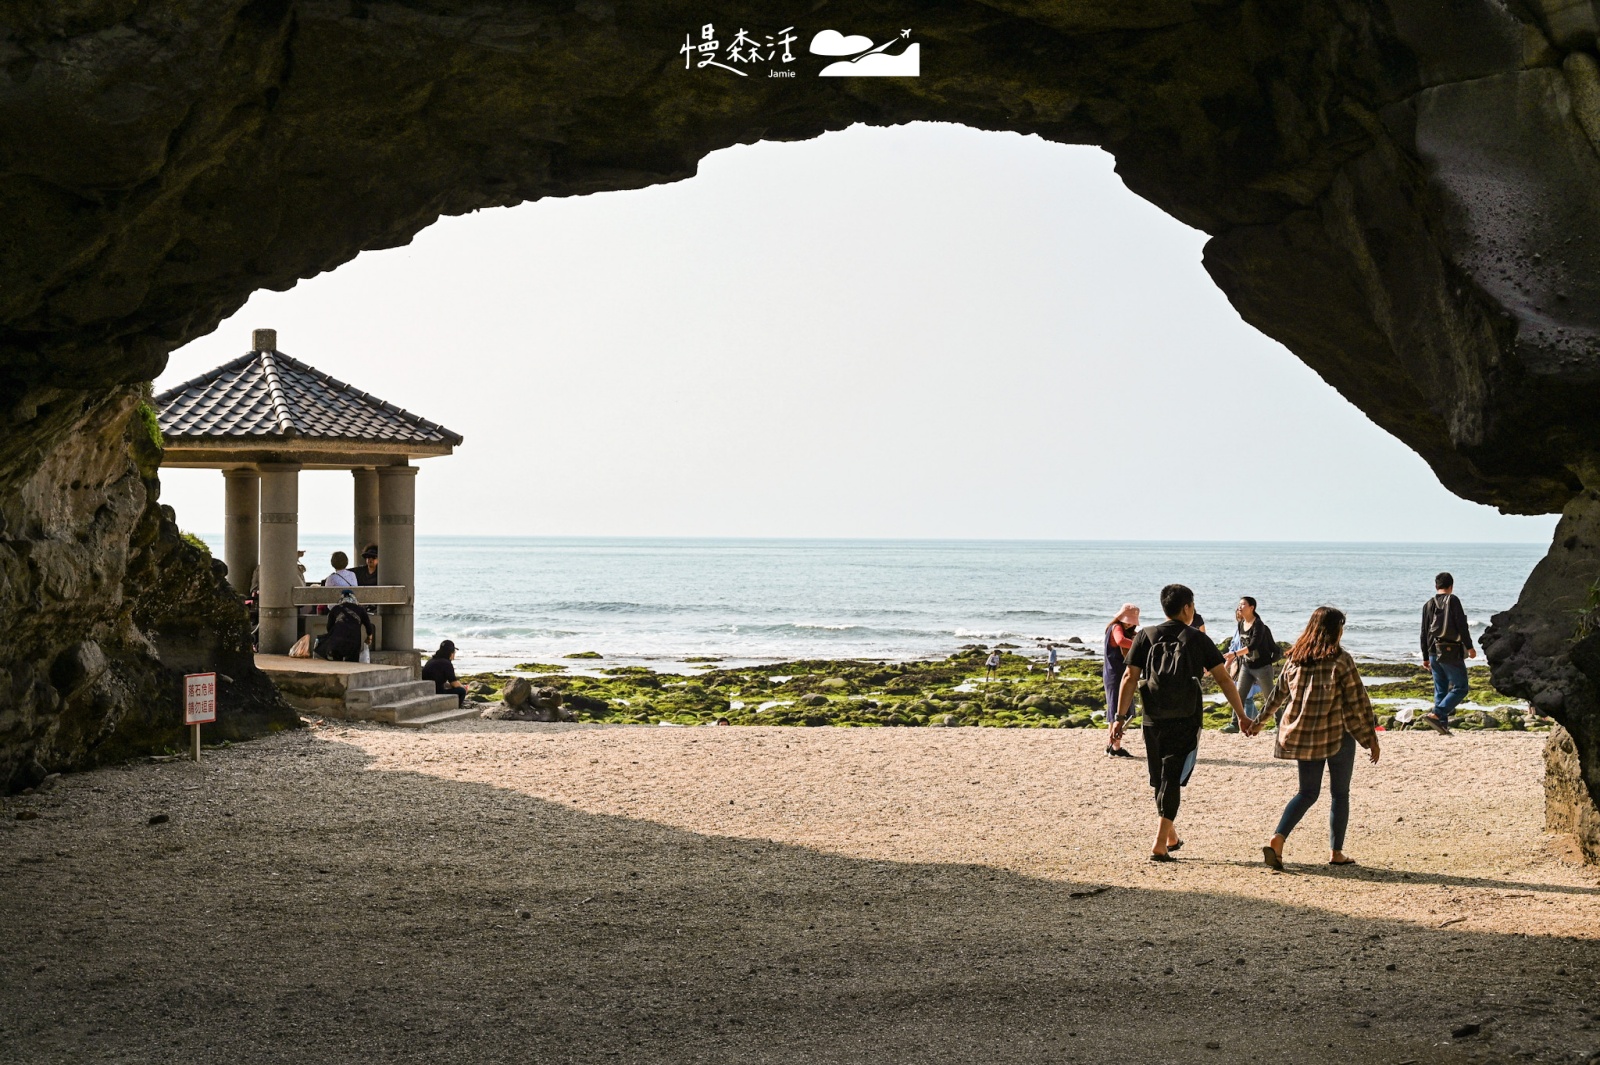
left=1420, top=714, right=1453, bottom=736
left=1261, top=845, right=1283, bottom=871
left=1149, top=852, right=1178, bottom=863
left=1167, top=840, right=1183, bottom=853
left=1329, top=857, right=1357, bottom=866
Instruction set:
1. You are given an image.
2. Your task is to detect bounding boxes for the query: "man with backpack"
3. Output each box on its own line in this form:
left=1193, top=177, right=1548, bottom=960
left=1420, top=572, right=1475, bottom=735
left=1223, top=596, right=1280, bottom=730
left=1112, top=584, right=1251, bottom=862
left=323, top=588, right=375, bottom=663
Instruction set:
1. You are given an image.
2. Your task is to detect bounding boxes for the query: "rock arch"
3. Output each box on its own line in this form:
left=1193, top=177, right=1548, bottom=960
left=2, top=0, right=1598, bottom=846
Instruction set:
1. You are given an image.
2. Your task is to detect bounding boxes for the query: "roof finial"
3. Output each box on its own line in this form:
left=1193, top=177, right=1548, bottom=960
left=252, top=328, right=277, bottom=352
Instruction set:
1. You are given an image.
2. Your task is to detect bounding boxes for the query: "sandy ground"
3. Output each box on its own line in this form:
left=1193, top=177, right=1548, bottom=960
left=2, top=721, right=1597, bottom=1065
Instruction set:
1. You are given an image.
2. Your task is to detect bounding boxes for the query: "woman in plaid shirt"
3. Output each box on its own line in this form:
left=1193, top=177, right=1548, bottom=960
left=1259, top=606, right=1381, bottom=870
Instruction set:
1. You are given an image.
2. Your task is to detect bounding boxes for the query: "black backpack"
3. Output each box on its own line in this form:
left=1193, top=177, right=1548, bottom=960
left=1429, top=594, right=1463, bottom=655
left=1140, top=625, right=1201, bottom=720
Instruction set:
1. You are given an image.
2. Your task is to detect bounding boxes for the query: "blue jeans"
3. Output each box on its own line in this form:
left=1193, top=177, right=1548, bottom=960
left=1273, top=734, right=1357, bottom=852
left=1430, top=659, right=1470, bottom=724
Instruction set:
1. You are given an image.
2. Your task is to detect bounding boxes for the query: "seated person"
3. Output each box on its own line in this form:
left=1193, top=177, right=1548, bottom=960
left=323, top=551, right=358, bottom=588
left=355, top=544, right=380, bottom=586
left=323, top=589, right=374, bottom=663
left=421, top=640, right=469, bottom=708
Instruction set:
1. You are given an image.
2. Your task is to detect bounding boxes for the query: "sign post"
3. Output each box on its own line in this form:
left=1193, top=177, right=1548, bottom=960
left=184, top=673, right=218, bottom=762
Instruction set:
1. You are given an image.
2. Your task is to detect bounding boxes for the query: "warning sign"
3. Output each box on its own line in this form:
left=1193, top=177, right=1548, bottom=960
left=184, top=673, right=217, bottom=725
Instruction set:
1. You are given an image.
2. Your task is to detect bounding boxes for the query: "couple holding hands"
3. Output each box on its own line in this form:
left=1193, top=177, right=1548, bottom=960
left=1112, top=584, right=1380, bottom=867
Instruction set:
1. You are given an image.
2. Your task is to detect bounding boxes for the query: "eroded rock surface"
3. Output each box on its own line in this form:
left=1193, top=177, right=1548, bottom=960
left=0, top=386, right=295, bottom=790
left=1544, top=726, right=1600, bottom=862
left=1, top=0, right=1600, bottom=815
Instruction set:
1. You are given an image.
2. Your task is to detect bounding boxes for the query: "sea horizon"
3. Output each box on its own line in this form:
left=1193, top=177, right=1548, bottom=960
left=195, top=534, right=1548, bottom=672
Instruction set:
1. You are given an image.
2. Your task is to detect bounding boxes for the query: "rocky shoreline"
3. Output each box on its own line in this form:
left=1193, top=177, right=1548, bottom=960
left=462, top=645, right=1549, bottom=733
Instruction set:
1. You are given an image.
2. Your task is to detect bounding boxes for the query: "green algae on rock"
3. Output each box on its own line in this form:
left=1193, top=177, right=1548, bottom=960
left=464, top=650, right=1540, bottom=733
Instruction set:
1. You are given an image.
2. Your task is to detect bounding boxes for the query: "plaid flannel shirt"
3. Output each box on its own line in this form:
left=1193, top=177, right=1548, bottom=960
left=1262, top=650, right=1378, bottom=761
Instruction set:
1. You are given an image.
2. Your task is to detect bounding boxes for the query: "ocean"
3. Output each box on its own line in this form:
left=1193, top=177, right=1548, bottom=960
left=226, top=536, right=1548, bottom=673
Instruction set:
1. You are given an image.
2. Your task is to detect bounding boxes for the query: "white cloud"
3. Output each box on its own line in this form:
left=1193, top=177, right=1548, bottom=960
left=819, top=44, right=919, bottom=77
left=809, top=29, right=873, bottom=56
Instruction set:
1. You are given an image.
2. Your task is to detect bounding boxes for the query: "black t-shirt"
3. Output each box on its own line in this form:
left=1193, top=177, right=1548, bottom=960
left=421, top=656, right=457, bottom=693
left=355, top=564, right=379, bottom=586
left=1126, top=618, right=1225, bottom=718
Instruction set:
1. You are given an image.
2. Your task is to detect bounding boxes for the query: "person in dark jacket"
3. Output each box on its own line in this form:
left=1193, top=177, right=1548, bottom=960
left=354, top=544, right=380, bottom=586
left=1420, top=572, right=1475, bottom=735
left=1223, top=596, right=1280, bottom=730
left=422, top=640, right=469, bottom=707
left=324, top=589, right=373, bottom=662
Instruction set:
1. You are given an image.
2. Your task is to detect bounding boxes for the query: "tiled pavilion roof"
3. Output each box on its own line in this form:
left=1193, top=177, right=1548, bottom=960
left=154, top=349, right=462, bottom=447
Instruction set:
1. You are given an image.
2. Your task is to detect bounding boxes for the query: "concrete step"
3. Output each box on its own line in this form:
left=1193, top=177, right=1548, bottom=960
left=345, top=680, right=436, bottom=710
left=390, top=693, right=469, bottom=723
left=392, top=701, right=483, bottom=728
left=343, top=665, right=415, bottom=690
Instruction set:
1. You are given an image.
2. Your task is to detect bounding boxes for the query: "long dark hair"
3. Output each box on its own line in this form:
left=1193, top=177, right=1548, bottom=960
left=1286, top=606, right=1346, bottom=664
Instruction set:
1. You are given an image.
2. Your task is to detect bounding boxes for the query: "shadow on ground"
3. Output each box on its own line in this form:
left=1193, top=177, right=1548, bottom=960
left=0, top=729, right=1596, bottom=1065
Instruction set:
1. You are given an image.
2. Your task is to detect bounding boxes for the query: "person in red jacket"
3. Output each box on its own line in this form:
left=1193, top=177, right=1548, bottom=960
left=1102, top=603, right=1140, bottom=758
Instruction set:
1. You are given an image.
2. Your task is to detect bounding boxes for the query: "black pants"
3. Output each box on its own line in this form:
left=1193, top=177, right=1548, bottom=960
left=1144, top=714, right=1203, bottom=821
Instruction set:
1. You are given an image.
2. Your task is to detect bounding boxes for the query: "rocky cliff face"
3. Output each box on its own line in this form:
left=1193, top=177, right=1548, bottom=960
left=1, top=0, right=1598, bottom=833
left=0, top=385, right=294, bottom=790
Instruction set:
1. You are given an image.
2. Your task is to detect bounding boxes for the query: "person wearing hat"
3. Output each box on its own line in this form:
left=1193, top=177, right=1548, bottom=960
left=323, top=588, right=374, bottom=662
left=422, top=640, right=468, bottom=707
left=354, top=544, right=380, bottom=586
left=1103, top=603, right=1141, bottom=758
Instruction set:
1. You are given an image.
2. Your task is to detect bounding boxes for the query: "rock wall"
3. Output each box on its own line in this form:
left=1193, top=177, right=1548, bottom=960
left=1, top=0, right=1599, bottom=824
left=1545, top=726, right=1600, bottom=862
left=0, top=385, right=296, bottom=792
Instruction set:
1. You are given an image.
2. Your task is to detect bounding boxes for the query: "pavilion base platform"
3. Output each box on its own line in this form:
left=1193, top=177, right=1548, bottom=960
left=256, top=655, right=479, bottom=727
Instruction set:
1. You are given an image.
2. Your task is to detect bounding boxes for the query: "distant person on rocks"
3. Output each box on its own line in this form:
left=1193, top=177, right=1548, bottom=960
left=1420, top=572, right=1475, bottom=735
left=1112, top=584, right=1250, bottom=862
left=354, top=544, right=380, bottom=586
left=1045, top=643, right=1059, bottom=681
left=323, top=589, right=374, bottom=663
left=1223, top=596, right=1280, bottom=732
left=1103, top=604, right=1140, bottom=759
left=985, top=648, right=1003, bottom=682
left=423, top=640, right=469, bottom=707
left=323, top=551, right=358, bottom=588
left=1260, top=606, right=1380, bottom=870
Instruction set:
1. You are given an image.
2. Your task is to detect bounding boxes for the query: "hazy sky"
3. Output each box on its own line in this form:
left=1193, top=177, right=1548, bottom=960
left=155, top=122, right=1559, bottom=544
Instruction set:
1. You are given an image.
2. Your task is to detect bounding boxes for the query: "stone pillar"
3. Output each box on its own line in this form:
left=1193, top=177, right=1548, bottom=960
left=377, top=464, right=417, bottom=652
left=257, top=463, right=301, bottom=654
left=222, top=466, right=260, bottom=595
left=353, top=468, right=380, bottom=563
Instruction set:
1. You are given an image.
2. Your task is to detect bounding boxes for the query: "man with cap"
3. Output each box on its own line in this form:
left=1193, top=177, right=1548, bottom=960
left=323, top=588, right=374, bottom=662
left=355, top=544, right=380, bottom=586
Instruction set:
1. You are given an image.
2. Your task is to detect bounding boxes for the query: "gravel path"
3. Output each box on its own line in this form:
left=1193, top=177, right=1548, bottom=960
left=2, top=722, right=1597, bottom=1064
